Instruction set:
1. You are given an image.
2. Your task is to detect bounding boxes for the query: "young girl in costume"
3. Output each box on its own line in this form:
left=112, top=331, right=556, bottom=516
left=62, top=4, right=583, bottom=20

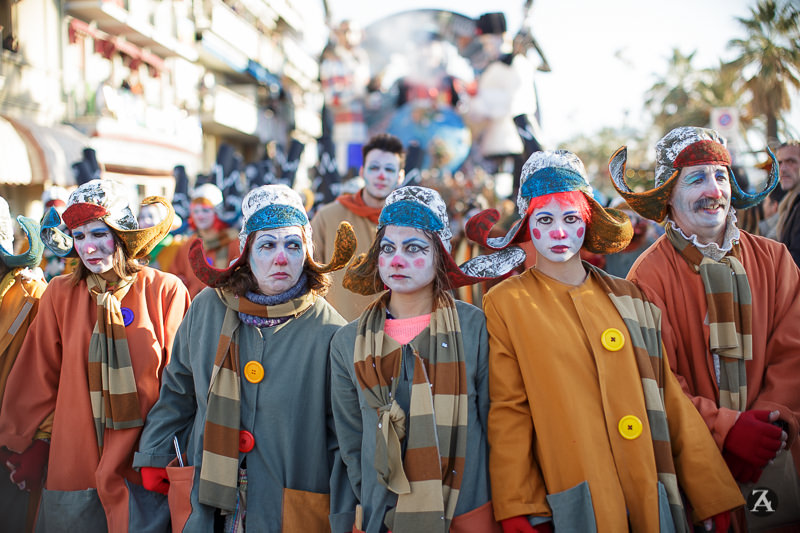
left=329, top=185, right=524, bottom=533
left=0, top=180, right=190, bottom=532
left=135, top=184, right=356, bottom=532
left=468, top=150, right=744, bottom=532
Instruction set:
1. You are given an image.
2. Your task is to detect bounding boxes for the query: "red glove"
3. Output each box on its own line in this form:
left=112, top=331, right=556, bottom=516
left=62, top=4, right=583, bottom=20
left=140, top=466, right=170, bottom=495
left=501, top=516, right=553, bottom=533
left=712, top=510, right=731, bottom=532
left=6, top=439, right=49, bottom=491
left=723, top=450, right=762, bottom=484
left=723, top=410, right=782, bottom=467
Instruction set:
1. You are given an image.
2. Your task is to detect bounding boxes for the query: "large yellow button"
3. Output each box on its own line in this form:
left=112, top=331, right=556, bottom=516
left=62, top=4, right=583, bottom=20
left=243, top=361, right=264, bottom=383
left=601, top=328, right=625, bottom=351
left=618, top=415, right=643, bottom=440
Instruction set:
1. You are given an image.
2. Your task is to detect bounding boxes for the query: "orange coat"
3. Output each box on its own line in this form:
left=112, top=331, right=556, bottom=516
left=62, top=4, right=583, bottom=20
left=628, top=231, right=800, bottom=475
left=484, top=268, right=743, bottom=531
left=0, top=268, right=190, bottom=532
left=0, top=269, right=46, bottom=413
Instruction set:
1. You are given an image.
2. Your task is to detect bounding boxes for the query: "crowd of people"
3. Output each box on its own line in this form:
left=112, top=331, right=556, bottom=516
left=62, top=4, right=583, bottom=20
left=0, top=122, right=799, bottom=533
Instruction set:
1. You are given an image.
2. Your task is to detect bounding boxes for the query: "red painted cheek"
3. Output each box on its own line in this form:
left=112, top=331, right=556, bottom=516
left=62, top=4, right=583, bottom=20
left=532, top=229, right=541, bottom=239
left=577, top=227, right=585, bottom=238
left=379, top=257, right=386, bottom=267
left=413, top=258, right=425, bottom=268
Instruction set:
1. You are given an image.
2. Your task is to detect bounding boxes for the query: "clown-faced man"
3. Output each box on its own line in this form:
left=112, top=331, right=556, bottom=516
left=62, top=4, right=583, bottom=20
left=613, top=126, right=800, bottom=530
left=469, top=150, right=743, bottom=533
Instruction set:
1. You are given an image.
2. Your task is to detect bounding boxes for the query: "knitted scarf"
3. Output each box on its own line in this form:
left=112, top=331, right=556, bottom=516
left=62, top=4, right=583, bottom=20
left=353, top=292, right=467, bottom=533
left=337, top=190, right=382, bottom=224
left=86, top=274, right=141, bottom=452
left=199, top=288, right=317, bottom=511
left=665, top=224, right=752, bottom=411
left=200, top=227, right=239, bottom=268
left=588, top=264, right=690, bottom=533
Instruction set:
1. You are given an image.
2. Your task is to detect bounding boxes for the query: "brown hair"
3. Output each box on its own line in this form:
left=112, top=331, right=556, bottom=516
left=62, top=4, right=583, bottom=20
left=355, top=225, right=452, bottom=303
left=362, top=133, right=406, bottom=168
left=70, top=230, right=142, bottom=285
left=218, top=233, right=331, bottom=298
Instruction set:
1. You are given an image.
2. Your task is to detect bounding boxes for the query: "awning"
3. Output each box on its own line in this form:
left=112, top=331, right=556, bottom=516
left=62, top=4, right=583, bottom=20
left=0, top=116, right=89, bottom=186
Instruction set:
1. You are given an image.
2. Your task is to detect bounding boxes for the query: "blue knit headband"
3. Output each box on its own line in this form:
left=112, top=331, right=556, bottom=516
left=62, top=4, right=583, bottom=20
left=245, top=204, right=308, bottom=233
left=521, top=167, right=589, bottom=199
left=379, top=200, right=444, bottom=233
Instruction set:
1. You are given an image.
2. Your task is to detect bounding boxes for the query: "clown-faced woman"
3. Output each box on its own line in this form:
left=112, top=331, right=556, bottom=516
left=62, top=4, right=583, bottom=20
left=467, top=151, right=744, bottom=532
left=168, top=183, right=241, bottom=298
left=135, top=185, right=356, bottom=532
left=330, top=186, right=525, bottom=533
left=0, top=180, right=191, bottom=532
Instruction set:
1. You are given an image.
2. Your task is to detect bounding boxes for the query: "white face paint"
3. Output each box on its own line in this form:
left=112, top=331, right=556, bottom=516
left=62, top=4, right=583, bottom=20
left=529, top=198, right=586, bottom=264
left=362, top=149, right=403, bottom=206
left=190, top=202, right=217, bottom=231
left=248, top=227, right=306, bottom=296
left=669, top=163, right=731, bottom=243
left=72, top=219, right=117, bottom=275
left=377, top=225, right=436, bottom=296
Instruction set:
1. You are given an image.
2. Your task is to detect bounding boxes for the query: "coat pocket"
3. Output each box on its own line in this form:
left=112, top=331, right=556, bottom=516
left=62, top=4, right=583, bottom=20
left=165, top=459, right=195, bottom=533
left=282, top=487, right=331, bottom=533
left=545, top=480, right=597, bottom=532
left=449, top=500, right=502, bottom=533
left=38, top=487, right=107, bottom=532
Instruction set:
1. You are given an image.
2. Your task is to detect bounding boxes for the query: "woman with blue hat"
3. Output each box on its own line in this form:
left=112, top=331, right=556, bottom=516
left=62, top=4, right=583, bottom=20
left=330, top=185, right=524, bottom=533
left=469, top=150, right=744, bottom=532
left=135, top=184, right=356, bottom=532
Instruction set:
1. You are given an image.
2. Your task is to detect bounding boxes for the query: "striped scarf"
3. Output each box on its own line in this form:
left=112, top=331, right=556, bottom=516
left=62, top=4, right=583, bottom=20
left=665, top=224, right=752, bottom=411
left=199, top=288, right=317, bottom=511
left=86, top=274, right=141, bottom=452
left=200, top=227, right=239, bottom=268
left=353, top=292, right=467, bottom=533
left=589, top=264, right=690, bottom=533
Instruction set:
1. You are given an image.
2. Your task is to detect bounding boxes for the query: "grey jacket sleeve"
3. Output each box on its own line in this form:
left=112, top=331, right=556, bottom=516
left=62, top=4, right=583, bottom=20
left=133, top=304, right=197, bottom=469
left=329, top=325, right=361, bottom=532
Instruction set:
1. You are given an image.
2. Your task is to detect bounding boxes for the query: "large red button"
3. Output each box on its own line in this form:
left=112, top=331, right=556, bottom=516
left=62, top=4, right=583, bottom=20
left=238, top=430, right=255, bottom=453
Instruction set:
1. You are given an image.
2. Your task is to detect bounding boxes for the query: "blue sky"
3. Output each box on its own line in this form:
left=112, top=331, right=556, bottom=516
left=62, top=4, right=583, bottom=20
left=331, top=0, right=798, bottom=147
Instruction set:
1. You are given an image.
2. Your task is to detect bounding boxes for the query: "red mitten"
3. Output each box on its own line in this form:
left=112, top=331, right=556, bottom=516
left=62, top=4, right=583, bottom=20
left=501, top=516, right=553, bottom=533
left=723, top=410, right=782, bottom=467
left=501, top=516, right=535, bottom=533
left=712, top=510, right=731, bottom=532
left=7, top=439, right=49, bottom=490
left=723, top=450, right=763, bottom=484
left=140, top=466, right=170, bottom=495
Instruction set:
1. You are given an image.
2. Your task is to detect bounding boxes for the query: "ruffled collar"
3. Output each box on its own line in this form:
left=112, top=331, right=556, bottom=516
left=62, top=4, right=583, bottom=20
left=666, top=209, right=740, bottom=262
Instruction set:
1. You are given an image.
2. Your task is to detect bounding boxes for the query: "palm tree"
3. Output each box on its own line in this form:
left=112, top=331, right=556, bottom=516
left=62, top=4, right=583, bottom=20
left=644, top=49, right=716, bottom=136
left=728, top=0, right=800, bottom=146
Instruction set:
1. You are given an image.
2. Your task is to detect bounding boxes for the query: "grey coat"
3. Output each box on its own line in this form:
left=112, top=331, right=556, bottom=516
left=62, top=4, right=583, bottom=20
left=329, top=300, right=493, bottom=533
left=134, top=288, right=348, bottom=532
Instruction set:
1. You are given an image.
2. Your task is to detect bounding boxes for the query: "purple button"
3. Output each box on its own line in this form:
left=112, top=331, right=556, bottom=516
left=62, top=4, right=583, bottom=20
left=120, top=307, right=134, bottom=326
left=206, top=257, right=213, bottom=266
